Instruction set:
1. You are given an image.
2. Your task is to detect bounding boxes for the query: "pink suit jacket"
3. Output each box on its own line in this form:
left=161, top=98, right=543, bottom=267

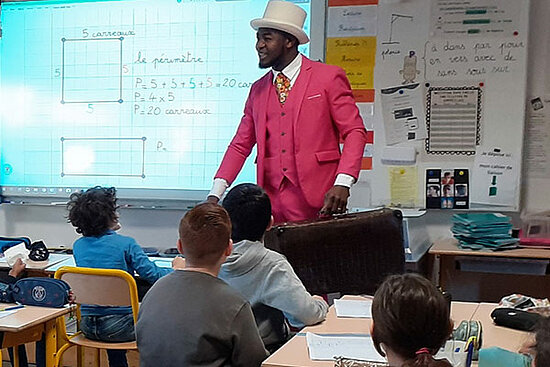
left=215, top=56, right=368, bottom=209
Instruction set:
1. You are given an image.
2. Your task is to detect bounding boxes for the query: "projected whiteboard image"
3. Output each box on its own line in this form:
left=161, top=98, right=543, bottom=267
left=0, top=0, right=312, bottom=199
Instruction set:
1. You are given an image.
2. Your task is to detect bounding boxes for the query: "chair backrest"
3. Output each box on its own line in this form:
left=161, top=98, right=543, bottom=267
left=54, top=266, right=140, bottom=322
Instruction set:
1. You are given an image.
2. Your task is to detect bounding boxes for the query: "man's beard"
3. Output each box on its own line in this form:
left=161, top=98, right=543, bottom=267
left=258, top=60, right=270, bottom=69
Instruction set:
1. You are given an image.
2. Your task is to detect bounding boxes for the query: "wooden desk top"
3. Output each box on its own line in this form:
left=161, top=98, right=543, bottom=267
left=44, top=256, right=76, bottom=274
left=472, top=303, right=532, bottom=354
left=262, top=297, right=480, bottom=367
left=430, top=238, right=550, bottom=259
left=0, top=304, right=74, bottom=332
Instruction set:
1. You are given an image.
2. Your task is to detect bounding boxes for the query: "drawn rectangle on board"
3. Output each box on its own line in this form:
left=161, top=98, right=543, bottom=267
left=61, top=38, right=123, bottom=104
left=426, top=86, right=482, bottom=155
left=61, top=137, right=145, bottom=178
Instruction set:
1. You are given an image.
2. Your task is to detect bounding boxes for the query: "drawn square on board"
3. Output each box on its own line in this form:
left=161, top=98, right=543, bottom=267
left=61, top=38, right=123, bottom=104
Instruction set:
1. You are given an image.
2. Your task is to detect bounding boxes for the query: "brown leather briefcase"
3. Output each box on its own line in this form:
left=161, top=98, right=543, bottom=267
left=264, top=208, right=405, bottom=295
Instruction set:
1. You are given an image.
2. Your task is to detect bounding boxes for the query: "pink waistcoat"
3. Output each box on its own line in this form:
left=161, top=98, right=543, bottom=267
left=264, top=84, right=298, bottom=188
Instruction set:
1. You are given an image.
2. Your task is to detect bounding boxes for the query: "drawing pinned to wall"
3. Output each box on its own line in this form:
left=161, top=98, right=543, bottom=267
left=430, top=0, right=523, bottom=39
left=400, top=50, right=420, bottom=84
left=382, top=13, right=413, bottom=45
left=425, top=86, right=482, bottom=155
left=376, top=1, right=429, bottom=87
left=380, top=83, right=426, bottom=145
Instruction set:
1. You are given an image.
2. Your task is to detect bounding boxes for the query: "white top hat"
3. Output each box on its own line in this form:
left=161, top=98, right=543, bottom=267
left=250, top=0, right=309, bottom=45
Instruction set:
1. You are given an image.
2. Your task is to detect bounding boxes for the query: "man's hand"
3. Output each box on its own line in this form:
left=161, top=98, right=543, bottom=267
left=8, top=258, right=26, bottom=278
left=206, top=195, right=220, bottom=204
left=320, top=185, right=350, bottom=217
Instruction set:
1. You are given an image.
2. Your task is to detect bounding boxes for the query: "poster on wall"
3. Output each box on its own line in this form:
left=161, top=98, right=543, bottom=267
left=430, top=0, right=523, bottom=39
left=426, top=168, right=469, bottom=209
left=380, top=83, right=427, bottom=145
left=425, top=86, right=482, bottom=155
left=525, top=97, right=550, bottom=179
left=471, top=148, right=517, bottom=207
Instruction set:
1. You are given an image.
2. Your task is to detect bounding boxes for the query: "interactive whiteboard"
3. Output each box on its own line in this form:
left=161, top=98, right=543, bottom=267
left=0, top=0, right=320, bottom=202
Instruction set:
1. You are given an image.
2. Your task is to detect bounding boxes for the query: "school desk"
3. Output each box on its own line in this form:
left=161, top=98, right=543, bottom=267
left=0, top=304, right=75, bottom=367
left=261, top=295, right=480, bottom=367
left=429, top=238, right=550, bottom=301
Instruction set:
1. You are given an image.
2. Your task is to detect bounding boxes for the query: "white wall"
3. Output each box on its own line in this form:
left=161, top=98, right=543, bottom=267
left=0, top=204, right=184, bottom=250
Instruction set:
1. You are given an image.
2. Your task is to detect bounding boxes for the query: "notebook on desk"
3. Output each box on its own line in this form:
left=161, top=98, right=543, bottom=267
left=306, top=332, right=386, bottom=362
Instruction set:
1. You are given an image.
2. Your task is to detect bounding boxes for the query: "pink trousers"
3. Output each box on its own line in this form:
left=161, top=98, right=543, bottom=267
left=264, top=177, right=320, bottom=224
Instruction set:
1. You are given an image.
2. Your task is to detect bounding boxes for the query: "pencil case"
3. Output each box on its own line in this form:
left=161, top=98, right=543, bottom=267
left=490, top=307, right=542, bottom=331
left=12, top=278, right=71, bottom=308
left=453, top=320, right=482, bottom=360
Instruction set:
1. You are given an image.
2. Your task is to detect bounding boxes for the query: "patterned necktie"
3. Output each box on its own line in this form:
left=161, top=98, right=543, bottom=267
left=275, top=73, right=291, bottom=104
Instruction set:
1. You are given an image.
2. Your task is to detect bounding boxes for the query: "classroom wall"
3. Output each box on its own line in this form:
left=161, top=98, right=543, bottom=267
left=0, top=204, right=184, bottom=249
left=0, top=0, right=544, bottom=249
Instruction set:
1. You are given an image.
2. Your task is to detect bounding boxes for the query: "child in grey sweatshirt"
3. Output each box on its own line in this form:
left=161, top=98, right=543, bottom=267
left=219, top=183, right=328, bottom=351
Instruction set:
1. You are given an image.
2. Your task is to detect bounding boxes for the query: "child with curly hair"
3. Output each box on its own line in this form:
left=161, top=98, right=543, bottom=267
left=67, top=186, right=183, bottom=367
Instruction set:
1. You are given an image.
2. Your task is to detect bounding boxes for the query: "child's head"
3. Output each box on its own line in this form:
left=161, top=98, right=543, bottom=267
left=67, top=186, right=118, bottom=237
left=178, top=203, right=232, bottom=267
left=372, top=273, right=452, bottom=367
left=222, top=183, right=272, bottom=243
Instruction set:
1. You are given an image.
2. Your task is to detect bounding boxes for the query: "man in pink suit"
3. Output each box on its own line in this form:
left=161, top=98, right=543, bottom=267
left=208, top=0, right=368, bottom=224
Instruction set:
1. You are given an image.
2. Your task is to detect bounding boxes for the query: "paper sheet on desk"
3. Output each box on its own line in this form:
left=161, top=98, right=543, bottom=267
left=0, top=310, right=18, bottom=319
left=306, top=332, right=385, bottom=362
left=334, top=299, right=372, bottom=318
